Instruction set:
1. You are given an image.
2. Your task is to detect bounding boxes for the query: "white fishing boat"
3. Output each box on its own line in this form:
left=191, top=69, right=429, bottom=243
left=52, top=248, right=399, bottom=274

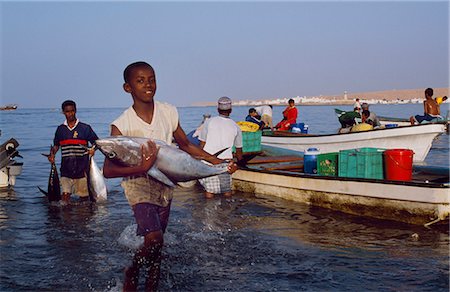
left=232, top=145, right=450, bottom=226
left=0, top=138, right=23, bottom=188
left=261, top=123, right=446, bottom=162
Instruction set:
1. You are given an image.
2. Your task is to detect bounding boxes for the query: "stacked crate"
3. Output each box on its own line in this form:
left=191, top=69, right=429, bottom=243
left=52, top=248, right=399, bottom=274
left=338, top=147, right=385, bottom=179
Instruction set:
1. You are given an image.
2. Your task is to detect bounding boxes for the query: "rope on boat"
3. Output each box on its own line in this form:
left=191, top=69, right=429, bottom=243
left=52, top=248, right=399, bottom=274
left=423, top=217, right=442, bottom=228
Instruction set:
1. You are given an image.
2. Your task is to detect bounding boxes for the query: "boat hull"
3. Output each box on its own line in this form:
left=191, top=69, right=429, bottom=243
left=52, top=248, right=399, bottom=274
left=0, top=162, right=23, bottom=188
left=262, top=124, right=445, bottom=162
left=233, top=169, right=450, bottom=225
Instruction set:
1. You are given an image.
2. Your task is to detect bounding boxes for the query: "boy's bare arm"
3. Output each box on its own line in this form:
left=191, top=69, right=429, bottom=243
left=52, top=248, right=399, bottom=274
left=173, top=123, right=222, bottom=165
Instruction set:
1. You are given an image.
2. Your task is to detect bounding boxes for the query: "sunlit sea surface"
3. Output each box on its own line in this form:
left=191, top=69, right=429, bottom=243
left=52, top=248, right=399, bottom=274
left=0, top=104, right=449, bottom=291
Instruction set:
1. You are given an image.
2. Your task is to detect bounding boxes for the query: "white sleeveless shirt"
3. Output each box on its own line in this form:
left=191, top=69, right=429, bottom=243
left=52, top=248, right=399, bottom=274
left=111, top=101, right=179, bottom=207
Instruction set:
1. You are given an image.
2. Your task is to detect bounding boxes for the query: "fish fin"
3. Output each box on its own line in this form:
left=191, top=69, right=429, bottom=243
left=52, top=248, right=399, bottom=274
left=41, top=145, right=53, bottom=157
left=148, top=167, right=176, bottom=187
left=78, top=144, right=93, bottom=156
left=213, top=148, right=229, bottom=157
left=38, top=186, right=48, bottom=196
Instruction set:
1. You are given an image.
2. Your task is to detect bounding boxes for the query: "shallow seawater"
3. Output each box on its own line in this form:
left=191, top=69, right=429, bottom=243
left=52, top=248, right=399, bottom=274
left=0, top=105, right=448, bottom=291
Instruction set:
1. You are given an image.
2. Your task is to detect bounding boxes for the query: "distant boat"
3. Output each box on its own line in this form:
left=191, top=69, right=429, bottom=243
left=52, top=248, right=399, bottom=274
left=0, top=104, right=18, bottom=111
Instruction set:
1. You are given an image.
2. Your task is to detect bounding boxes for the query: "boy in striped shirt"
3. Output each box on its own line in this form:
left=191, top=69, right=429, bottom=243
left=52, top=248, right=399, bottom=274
left=48, top=100, right=98, bottom=204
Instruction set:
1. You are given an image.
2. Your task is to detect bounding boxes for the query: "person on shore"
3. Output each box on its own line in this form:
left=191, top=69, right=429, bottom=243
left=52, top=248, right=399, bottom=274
left=102, top=61, right=237, bottom=291
left=409, top=88, right=442, bottom=125
left=337, top=107, right=361, bottom=133
left=254, top=105, right=273, bottom=130
left=198, top=96, right=243, bottom=199
left=245, top=108, right=264, bottom=129
left=48, top=100, right=98, bottom=204
left=353, top=98, right=362, bottom=113
left=275, top=99, right=298, bottom=131
left=361, top=103, right=381, bottom=128
left=353, top=98, right=361, bottom=114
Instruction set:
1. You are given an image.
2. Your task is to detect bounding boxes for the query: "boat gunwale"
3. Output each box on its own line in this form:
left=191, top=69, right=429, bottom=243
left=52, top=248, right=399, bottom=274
left=262, top=123, right=446, bottom=138
left=240, top=165, right=450, bottom=189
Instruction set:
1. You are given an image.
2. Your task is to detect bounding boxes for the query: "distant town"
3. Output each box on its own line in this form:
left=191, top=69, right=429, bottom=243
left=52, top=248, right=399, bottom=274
left=193, top=87, right=449, bottom=107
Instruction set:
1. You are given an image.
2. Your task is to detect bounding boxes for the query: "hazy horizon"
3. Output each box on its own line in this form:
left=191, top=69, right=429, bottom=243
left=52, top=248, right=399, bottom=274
left=2, top=1, right=448, bottom=109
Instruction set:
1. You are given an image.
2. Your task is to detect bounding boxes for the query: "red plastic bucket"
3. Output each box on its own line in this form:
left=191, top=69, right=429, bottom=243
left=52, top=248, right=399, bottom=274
left=383, top=149, right=414, bottom=181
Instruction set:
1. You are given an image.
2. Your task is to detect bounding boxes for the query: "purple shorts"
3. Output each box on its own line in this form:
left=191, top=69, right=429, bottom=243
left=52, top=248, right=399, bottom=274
left=132, top=202, right=172, bottom=236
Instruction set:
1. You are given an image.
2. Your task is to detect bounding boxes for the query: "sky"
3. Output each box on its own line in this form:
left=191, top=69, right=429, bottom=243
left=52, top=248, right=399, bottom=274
left=1, top=0, right=449, bottom=108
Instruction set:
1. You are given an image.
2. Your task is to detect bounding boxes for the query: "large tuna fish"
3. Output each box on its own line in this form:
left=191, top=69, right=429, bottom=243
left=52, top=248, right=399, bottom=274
left=95, top=136, right=229, bottom=187
left=38, top=149, right=62, bottom=203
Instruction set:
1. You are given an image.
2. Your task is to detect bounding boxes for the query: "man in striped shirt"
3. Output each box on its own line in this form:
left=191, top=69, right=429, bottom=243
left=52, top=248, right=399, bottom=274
left=48, top=100, right=98, bottom=204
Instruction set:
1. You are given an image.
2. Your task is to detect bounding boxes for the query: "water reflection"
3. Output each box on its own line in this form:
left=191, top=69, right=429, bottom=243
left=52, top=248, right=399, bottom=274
left=159, top=186, right=449, bottom=291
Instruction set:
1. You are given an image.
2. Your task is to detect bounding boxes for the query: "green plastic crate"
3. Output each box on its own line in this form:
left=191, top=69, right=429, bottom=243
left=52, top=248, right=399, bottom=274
left=233, top=131, right=262, bottom=153
left=338, top=147, right=385, bottom=179
left=317, top=152, right=339, bottom=176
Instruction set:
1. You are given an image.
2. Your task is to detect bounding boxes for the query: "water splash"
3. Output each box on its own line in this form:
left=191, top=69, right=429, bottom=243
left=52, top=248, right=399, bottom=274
left=117, top=224, right=144, bottom=250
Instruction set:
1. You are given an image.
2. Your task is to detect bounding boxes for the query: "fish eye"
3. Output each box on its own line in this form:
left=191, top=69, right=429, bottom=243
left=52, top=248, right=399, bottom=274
left=108, top=152, right=116, bottom=159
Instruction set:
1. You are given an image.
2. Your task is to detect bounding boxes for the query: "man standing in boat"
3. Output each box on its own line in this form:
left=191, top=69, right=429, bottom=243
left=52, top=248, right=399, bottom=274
left=254, top=104, right=273, bottom=130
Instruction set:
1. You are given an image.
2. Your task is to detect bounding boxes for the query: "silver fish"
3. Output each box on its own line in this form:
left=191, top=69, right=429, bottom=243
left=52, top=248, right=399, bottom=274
left=95, top=136, right=229, bottom=187
left=87, top=156, right=107, bottom=202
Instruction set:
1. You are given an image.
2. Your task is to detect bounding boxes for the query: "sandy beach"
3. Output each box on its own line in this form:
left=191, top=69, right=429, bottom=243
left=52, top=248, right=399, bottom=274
left=193, top=87, right=449, bottom=106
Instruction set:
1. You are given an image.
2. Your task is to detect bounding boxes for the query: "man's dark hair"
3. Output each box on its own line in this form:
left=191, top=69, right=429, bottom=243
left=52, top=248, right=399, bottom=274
left=62, top=100, right=76, bottom=111
left=362, top=110, right=370, bottom=118
left=425, top=88, right=433, bottom=97
left=123, top=61, right=153, bottom=83
left=288, top=99, right=295, bottom=104
left=249, top=108, right=256, bottom=114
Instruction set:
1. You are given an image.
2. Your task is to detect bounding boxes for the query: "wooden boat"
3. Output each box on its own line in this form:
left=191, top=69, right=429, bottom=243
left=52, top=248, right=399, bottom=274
left=0, top=104, right=18, bottom=111
left=233, top=145, right=450, bottom=226
left=0, top=138, right=23, bottom=188
left=261, top=123, right=446, bottom=162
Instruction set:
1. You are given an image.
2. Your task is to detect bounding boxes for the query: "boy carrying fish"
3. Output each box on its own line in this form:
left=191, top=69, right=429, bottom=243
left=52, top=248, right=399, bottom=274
left=102, top=61, right=237, bottom=291
left=48, top=100, right=98, bottom=204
